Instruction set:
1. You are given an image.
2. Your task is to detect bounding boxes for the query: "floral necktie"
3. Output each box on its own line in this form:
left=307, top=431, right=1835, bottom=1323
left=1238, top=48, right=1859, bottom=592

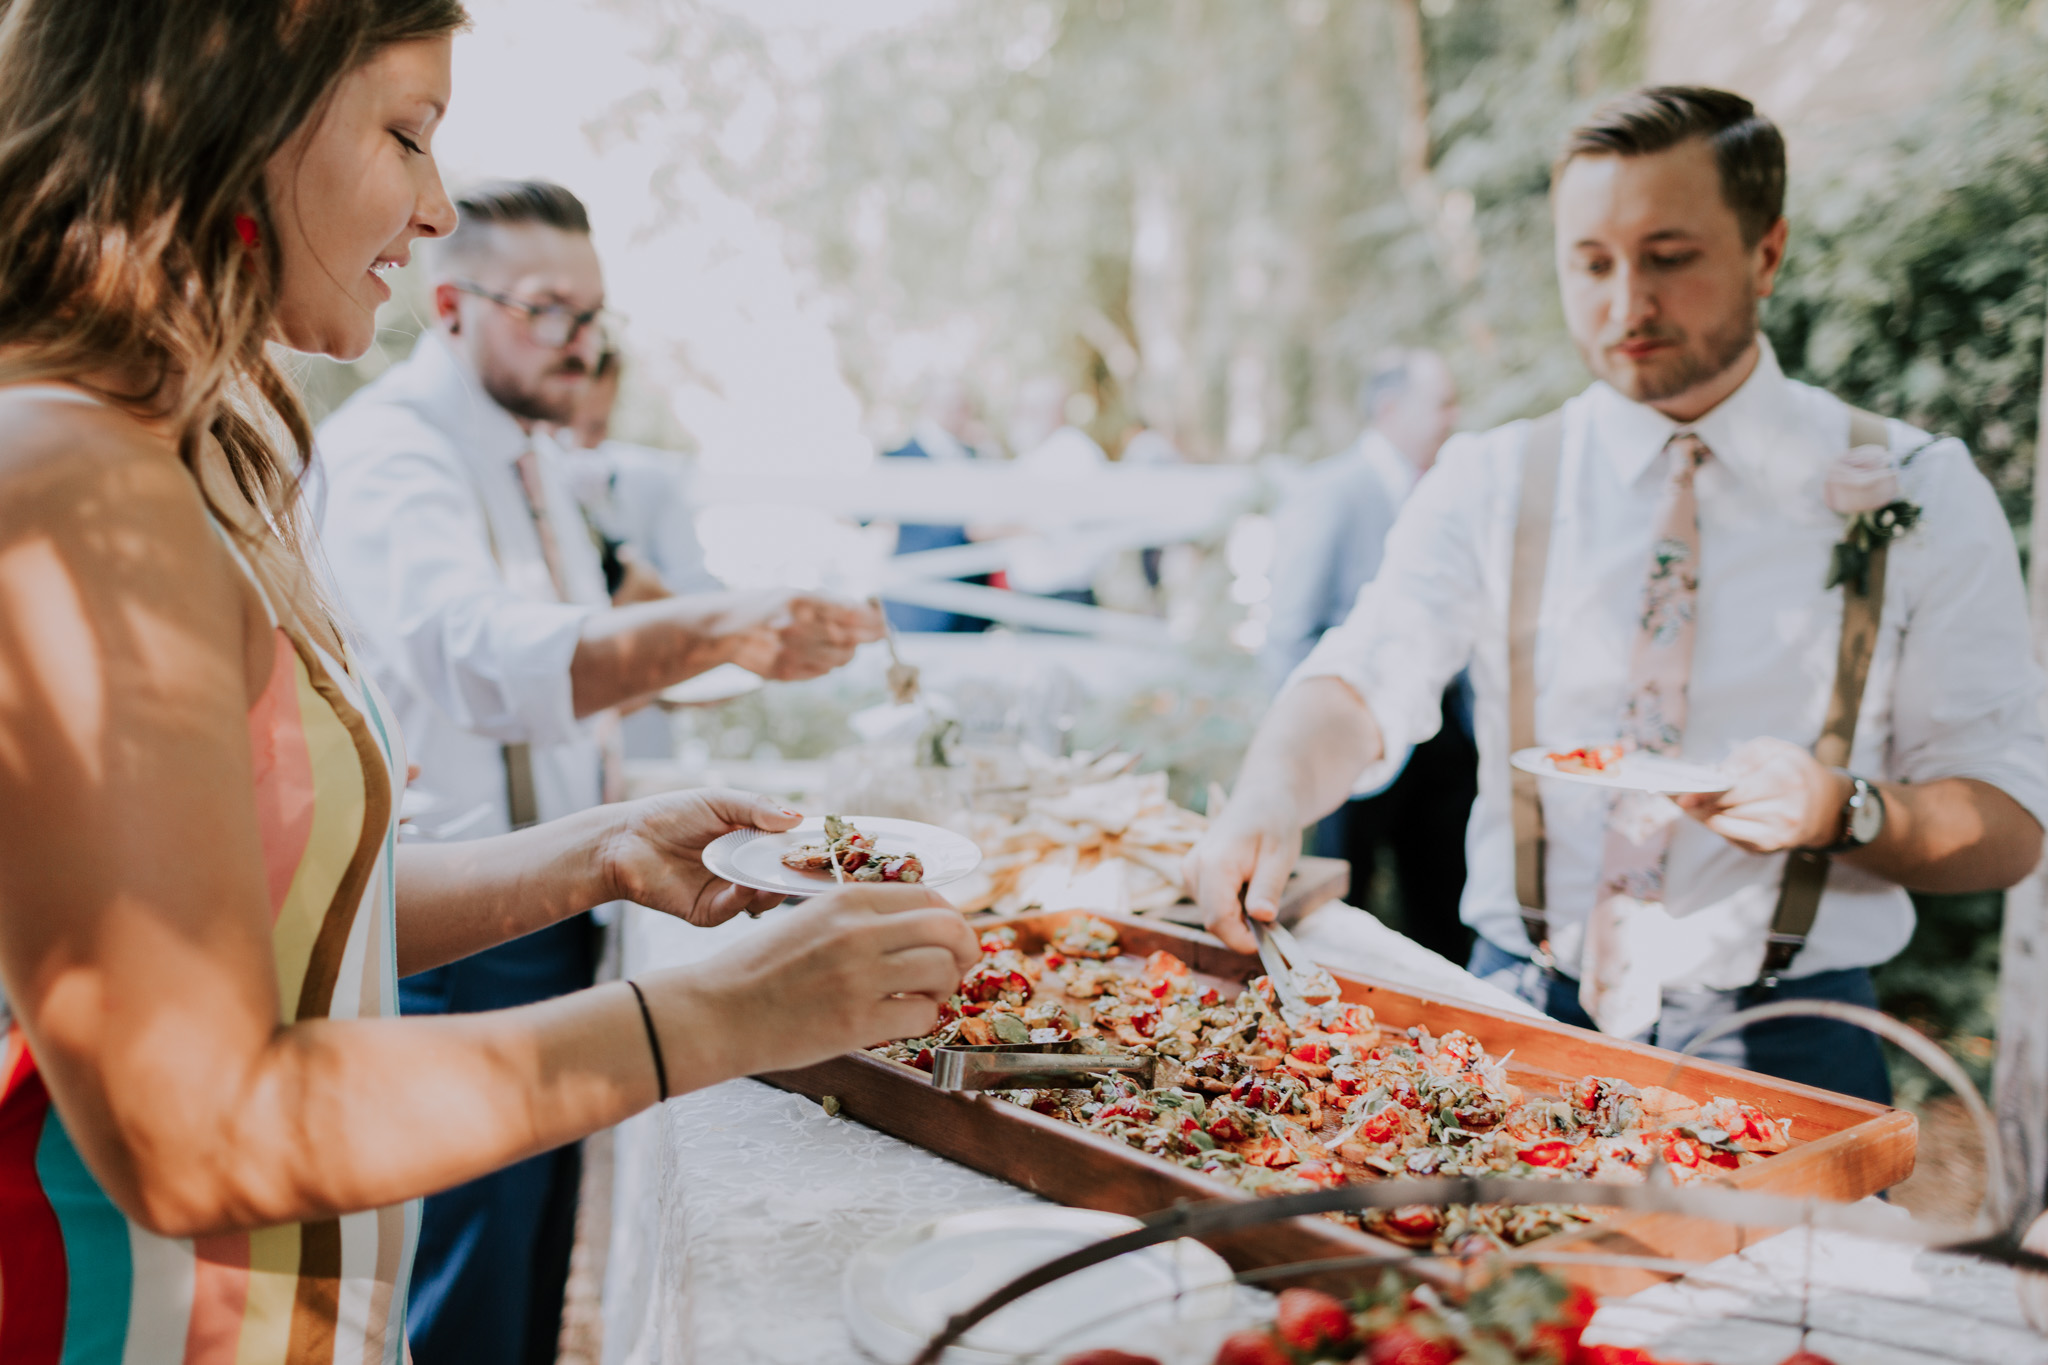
left=1581, top=432, right=1710, bottom=1036
left=513, top=445, right=569, bottom=602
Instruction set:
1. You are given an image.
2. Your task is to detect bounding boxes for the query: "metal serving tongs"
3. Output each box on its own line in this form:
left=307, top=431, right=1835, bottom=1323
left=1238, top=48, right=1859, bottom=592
left=930, top=1040, right=1157, bottom=1092
left=870, top=595, right=921, bottom=705
left=1206, top=781, right=1317, bottom=1020
left=1252, top=909, right=1315, bottom=1020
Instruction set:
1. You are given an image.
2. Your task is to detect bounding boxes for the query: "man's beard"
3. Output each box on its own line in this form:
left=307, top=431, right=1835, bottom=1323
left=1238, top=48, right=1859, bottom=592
left=1589, top=297, right=1757, bottom=404
left=483, top=358, right=588, bottom=426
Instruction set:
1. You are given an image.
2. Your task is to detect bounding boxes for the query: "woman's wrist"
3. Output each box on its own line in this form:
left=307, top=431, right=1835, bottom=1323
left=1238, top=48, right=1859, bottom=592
left=635, top=964, right=748, bottom=1096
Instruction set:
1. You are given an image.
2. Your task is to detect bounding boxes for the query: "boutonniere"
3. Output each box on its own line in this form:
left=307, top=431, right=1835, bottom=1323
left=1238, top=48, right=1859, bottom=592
left=1824, top=441, right=1927, bottom=595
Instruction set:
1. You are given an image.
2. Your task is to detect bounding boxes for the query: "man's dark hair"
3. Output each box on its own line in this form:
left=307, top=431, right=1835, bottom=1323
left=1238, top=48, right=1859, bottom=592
left=437, top=179, right=590, bottom=270
left=1557, top=86, right=1786, bottom=246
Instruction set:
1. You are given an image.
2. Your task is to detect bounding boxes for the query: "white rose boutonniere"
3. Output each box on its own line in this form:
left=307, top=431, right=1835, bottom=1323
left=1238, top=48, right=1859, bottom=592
left=1824, top=441, right=1926, bottom=595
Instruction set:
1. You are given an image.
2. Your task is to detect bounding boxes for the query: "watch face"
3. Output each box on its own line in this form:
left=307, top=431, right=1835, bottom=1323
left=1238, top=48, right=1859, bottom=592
left=1850, top=786, right=1884, bottom=843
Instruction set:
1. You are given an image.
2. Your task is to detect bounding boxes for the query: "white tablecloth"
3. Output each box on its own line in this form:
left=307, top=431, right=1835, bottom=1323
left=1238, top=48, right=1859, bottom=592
left=598, top=902, right=2045, bottom=1364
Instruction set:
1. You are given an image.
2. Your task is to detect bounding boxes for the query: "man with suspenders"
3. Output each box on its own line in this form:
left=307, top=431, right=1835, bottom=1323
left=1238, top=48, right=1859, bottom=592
left=1187, top=87, right=2048, bottom=1103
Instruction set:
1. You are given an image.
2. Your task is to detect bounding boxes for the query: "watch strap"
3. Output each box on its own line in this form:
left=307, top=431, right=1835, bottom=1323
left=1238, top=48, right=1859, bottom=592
left=1820, top=773, right=1880, bottom=854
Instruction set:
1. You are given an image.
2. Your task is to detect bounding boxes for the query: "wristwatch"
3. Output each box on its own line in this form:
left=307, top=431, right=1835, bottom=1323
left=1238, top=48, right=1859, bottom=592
left=1824, top=771, right=1886, bottom=852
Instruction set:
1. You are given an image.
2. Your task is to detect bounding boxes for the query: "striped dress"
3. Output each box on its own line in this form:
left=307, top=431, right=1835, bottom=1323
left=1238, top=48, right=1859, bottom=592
left=0, top=417, right=416, bottom=1364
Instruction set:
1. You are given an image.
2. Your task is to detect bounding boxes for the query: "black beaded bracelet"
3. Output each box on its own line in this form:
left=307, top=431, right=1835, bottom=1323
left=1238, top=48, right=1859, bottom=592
left=624, top=979, right=669, bottom=1102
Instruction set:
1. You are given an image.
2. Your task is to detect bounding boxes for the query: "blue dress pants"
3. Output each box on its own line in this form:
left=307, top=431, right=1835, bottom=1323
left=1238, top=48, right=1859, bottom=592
left=400, top=913, right=600, bottom=1365
left=1467, top=937, right=1893, bottom=1105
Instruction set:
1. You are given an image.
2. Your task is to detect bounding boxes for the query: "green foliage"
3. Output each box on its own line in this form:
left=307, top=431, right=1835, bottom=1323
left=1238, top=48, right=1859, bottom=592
left=1878, top=891, right=2003, bottom=1103
left=1766, top=38, right=2048, bottom=528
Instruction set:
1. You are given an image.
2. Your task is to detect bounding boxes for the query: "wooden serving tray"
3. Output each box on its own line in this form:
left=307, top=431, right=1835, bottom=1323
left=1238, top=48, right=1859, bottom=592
left=760, top=909, right=1915, bottom=1295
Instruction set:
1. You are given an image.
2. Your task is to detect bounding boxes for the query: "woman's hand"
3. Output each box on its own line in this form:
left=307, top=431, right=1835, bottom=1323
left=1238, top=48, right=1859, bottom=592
left=600, top=788, right=803, bottom=926
left=651, top=884, right=981, bottom=1086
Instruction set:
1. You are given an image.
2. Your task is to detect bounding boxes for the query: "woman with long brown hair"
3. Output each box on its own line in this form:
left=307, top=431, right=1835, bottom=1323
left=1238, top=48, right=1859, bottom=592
left=0, top=4, right=977, bottom=1360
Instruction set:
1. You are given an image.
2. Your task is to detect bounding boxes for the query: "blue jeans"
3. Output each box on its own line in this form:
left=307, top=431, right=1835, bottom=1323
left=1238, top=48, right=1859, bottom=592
left=1467, top=938, right=1893, bottom=1106
left=401, top=914, right=600, bottom=1365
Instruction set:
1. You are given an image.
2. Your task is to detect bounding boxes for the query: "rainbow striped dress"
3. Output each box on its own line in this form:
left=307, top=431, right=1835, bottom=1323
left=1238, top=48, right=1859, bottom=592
left=0, top=484, right=415, bottom=1364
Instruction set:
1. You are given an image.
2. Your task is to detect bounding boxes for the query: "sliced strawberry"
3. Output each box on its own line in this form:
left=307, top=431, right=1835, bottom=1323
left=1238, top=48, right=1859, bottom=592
left=1323, top=1004, right=1373, bottom=1034
left=1662, top=1136, right=1703, bottom=1168
left=1365, top=1321, right=1459, bottom=1365
left=1289, top=1159, right=1347, bottom=1188
left=1059, top=1352, right=1163, bottom=1365
left=1575, top=1348, right=1660, bottom=1364
left=1357, top=1109, right=1402, bottom=1144
left=1518, top=1140, right=1575, bottom=1168
left=1558, top=1284, right=1598, bottom=1328
left=1274, top=1287, right=1355, bottom=1351
left=1206, top=1112, right=1252, bottom=1143
left=1211, top=1330, right=1291, bottom=1365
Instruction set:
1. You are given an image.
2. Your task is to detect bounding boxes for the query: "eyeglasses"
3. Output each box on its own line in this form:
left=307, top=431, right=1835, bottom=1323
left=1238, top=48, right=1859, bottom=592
left=453, top=281, right=621, bottom=350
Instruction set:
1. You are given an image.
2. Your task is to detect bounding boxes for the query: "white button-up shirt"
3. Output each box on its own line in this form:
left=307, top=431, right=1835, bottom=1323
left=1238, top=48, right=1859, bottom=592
left=1294, top=341, right=2048, bottom=988
left=1263, top=429, right=1422, bottom=686
left=316, top=332, right=612, bottom=841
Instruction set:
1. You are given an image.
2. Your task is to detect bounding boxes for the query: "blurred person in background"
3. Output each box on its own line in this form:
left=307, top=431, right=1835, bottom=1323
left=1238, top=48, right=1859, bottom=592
left=0, top=11, right=974, bottom=1365
left=551, top=349, right=712, bottom=759
left=1005, top=375, right=1108, bottom=607
left=317, top=179, right=884, bottom=1365
left=879, top=376, right=989, bottom=633
left=555, top=348, right=720, bottom=604
left=1262, top=349, right=1473, bottom=963
left=1263, top=350, right=1460, bottom=682
left=1188, top=87, right=2048, bottom=1103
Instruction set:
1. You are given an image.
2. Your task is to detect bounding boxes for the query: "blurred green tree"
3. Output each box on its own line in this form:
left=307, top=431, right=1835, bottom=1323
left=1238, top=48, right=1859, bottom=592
left=640, top=0, right=1647, bottom=458
left=1766, top=38, right=2048, bottom=531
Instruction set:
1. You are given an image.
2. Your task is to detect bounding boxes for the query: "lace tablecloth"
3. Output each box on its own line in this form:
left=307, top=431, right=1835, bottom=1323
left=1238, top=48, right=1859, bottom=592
left=598, top=904, right=2044, bottom=1364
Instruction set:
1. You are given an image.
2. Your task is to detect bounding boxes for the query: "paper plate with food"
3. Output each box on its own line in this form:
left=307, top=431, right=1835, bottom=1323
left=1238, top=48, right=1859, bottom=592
left=1510, top=743, right=1731, bottom=794
left=702, top=813, right=983, bottom=897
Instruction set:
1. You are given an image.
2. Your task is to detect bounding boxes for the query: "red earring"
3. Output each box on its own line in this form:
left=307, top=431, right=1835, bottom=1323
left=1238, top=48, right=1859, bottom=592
left=233, top=213, right=261, bottom=250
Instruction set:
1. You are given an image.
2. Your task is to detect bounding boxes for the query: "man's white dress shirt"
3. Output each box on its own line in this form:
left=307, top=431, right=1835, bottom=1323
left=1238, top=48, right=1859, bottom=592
left=1263, top=429, right=1421, bottom=686
left=1294, top=341, right=2048, bottom=989
left=317, top=332, right=612, bottom=841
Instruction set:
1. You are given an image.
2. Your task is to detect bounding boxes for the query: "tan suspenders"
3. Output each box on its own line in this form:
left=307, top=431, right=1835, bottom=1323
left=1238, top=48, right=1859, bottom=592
left=1507, top=405, right=1891, bottom=984
left=460, top=450, right=547, bottom=832
left=1509, top=411, right=1566, bottom=960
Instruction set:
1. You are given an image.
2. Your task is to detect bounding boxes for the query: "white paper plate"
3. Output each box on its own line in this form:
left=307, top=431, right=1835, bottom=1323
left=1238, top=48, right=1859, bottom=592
left=1510, top=746, right=1731, bottom=795
left=658, top=663, right=765, bottom=707
left=701, top=815, right=982, bottom=896
left=843, top=1206, right=1239, bottom=1365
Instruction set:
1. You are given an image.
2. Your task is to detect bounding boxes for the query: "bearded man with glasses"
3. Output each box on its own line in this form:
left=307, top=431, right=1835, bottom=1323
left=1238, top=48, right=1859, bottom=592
left=316, top=180, right=884, bottom=1365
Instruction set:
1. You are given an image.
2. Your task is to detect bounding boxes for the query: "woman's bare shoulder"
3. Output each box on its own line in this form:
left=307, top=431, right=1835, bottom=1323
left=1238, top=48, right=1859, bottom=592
left=0, top=389, right=247, bottom=631
left=0, top=389, right=210, bottom=530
